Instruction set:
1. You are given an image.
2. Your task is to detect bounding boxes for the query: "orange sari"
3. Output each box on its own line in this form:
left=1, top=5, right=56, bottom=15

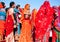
left=32, top=9, right=37, bottom=26
left=0, top=3, right=5, bottom=35
left=19, top=4, right=33, bottom=42
left=19, top=19, right=33, bottom=42
left=0, top=21, right=5, bottom=35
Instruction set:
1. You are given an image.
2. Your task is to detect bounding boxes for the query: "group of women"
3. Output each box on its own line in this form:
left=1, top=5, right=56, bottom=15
left=0, top=0, right=60, bottom=42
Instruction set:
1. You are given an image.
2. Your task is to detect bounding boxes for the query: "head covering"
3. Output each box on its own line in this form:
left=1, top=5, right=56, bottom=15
left=35, top=1, right=54, bottom=40
left=0, top=2, right=3, bottom=8
left=24, top=4, right=30, bottom=9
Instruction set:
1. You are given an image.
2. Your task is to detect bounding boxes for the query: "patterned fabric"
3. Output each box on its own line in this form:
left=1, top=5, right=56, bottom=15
left=19, top=19, right=33, bottom=42
left=5, top=15, right=14, bottom=37
left=54, top=9, right=60, bottom=31
left=35, top=1, right=54, bottom=42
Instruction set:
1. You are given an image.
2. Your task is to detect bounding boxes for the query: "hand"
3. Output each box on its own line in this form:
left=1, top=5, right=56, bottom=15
left=14, top=25, right=17, bottom=28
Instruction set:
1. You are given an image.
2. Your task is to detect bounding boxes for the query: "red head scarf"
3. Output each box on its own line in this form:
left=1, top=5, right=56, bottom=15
left=0, top=2, right=3, bottom=8
left=35, top=1, right=54, bottom=40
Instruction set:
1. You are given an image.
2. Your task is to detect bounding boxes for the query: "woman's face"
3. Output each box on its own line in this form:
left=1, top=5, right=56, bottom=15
left=12, top=4, right=15, bottom=8
left=24, top=14, right=30, bottom=19
left=25, top=4, right=30, bottom=10
left=25, top=15, right=29, bottom=18
left=18, top=7, right=20, bottom=10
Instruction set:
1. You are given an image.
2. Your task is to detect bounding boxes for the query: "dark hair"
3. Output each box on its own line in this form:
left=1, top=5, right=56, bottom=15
left=16, top=5, right=20, bottom=9
left=5, top=8, right=9, bottom=12
left=1, top=2, right=5, bottom=8
left=10, top=2, right=15, bottom=7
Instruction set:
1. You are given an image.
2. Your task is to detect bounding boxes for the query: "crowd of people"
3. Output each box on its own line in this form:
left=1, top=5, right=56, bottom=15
left=0, top=0, right=60, bottom=42
left=0, top=1, right=37, bottom=42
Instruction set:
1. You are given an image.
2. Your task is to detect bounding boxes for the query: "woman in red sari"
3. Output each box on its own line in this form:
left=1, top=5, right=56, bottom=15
left=35, top=1, right=55, bottom=42
left=5, top=2, right=15, bottom=42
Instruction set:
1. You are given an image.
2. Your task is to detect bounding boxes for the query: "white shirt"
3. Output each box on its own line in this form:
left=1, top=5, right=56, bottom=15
left=50, top=30, right=52, bottom=37
left=8, top=8, right=14, bottom=15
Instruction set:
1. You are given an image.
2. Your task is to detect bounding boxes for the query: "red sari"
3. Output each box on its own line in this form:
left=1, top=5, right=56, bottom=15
left=5, top=15, right=14, bottom=37
left=35, top=1, right=54, bottom=42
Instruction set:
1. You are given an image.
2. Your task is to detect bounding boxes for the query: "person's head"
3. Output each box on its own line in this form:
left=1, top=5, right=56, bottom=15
left=5, top=8, right=9, bottom=13
left=10, top=2, right=15, bottom=8
left=0, top=2, right=3, bottom=8
left=24, top=4, right=30, bottom=10
left=32, top=8, right=37, bottom=14
left=16, top=5, right=20, bottom=10
left=24, top=14, right=30, bottom=19
left=1, top=2, right=6, bottom=8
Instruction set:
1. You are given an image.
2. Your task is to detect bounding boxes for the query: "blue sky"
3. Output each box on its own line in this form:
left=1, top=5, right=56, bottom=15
left=0, top=0, right=60, bottom=11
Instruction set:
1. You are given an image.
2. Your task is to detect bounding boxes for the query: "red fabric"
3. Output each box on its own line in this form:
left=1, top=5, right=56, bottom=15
left=19, top=8, right=24, bottom=21
left=0, top=21, right=5, bottom=35
left=0, top=2, right=3, bottom=8
left=35, top=1, right=54, bottom=41
left=5, top=15, right=14, bottom=36
left=54, top=8, right=60, bottom=31
left=19, top=8, right=23, bottom=13
left=44, top=30, right=57, bottom=42
left=52, top=30, right=57, bottom=42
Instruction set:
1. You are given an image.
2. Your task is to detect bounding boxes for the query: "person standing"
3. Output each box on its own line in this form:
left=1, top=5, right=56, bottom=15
left=0, top=2, right=6, bottom=41
left=35, top=1, right=54, bottom=42
left=5, top=2, right=15, bottom=42
left=19, top=4, right=33, bottom=42
left=14, top=5, right=22, bottom=35
left=31, top=9, right=37, bottom=42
